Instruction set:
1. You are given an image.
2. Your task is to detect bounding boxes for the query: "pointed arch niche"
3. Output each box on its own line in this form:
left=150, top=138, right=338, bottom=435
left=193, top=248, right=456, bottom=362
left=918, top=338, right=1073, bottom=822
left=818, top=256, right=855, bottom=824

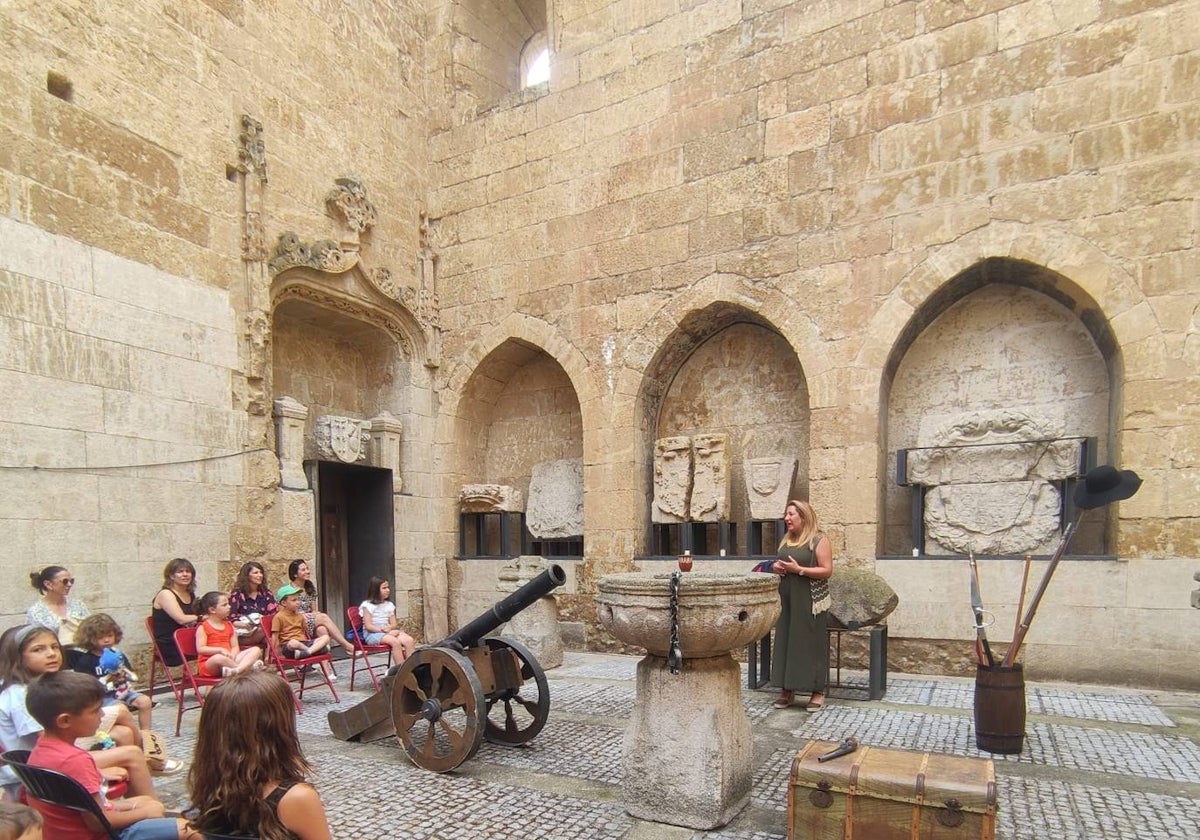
left=639, top=303, right=810, bottom=557
left=881, top=258, right=1119, bottom=558
left=453, top=338, right=583, bottom=557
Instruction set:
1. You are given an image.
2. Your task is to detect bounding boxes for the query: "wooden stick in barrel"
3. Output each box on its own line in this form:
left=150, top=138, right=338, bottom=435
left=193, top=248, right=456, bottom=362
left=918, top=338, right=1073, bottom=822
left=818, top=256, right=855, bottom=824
left=1011, top=554, right=1032, bottom=650
left=1001, top=519, right=1078, bottom=668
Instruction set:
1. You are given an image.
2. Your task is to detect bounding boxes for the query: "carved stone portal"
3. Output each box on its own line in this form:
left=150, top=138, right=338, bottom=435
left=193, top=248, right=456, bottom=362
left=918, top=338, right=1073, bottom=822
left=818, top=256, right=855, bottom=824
left=690, top=434, right=730, bottom=522
left=652, top=436, right=692, bottom=523
left=526, top=459, right=583, bottom=539
left=744, top=456, right=797, bottom=520
left=314, top=415, right=370, bottom=464
left=459, top=484, right=525, bottom=513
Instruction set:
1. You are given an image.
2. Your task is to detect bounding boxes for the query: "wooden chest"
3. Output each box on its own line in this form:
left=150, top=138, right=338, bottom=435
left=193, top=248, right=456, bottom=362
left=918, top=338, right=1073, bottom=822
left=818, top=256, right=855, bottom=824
left=789, top=740, right=997, bottom=840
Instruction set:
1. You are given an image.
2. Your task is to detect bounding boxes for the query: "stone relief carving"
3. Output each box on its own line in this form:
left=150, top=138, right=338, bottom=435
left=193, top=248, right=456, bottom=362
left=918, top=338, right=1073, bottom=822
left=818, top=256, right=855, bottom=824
left=314, top=415, right=371, bottom=464
left=325, top=175, right=378, bottom=235
left=269, top=232, right=359, bottom=276
left=652, top=436, right=692, bottom=523
left=526, top=458, right=583, bottom=539
left=273, top=285, right=413, bottom=358
left=242, top=211, right=268, bottom=263
left=744, top=456, right=797, bottom=519
left=237, top=114, right=267, bottom=183
left=690, top=434, right=730, bottom=522
left=914, top=411, right=1084, bottom=555
left=459, top=484, right=525, bottom=513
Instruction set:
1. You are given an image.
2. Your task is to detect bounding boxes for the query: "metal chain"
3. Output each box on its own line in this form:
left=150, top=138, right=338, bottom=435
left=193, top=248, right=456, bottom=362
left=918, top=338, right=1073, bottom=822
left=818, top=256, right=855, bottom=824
left=668, top=570, right=682, bottom=674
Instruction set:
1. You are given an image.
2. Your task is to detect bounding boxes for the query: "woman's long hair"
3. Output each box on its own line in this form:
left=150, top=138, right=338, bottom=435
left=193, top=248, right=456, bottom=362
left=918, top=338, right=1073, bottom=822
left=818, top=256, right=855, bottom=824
left=0, top=625, right=60, bottom=689
left=778, top=499, right=822, bottom=550
left=161, top=557, right=198, bottom=597
left=187, top=670, right=312, bottom=840
left=233, top=561, right=267, bottom=595
left=287, top=559, right=316, bottom=596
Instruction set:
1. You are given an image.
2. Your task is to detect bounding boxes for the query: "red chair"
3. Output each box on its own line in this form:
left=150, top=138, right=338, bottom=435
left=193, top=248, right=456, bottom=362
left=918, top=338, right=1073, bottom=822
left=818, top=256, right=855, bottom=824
left=172, top=626, right=222, bottom=736
left=145, top=616, right=182, bottom=710
left=260, top=613, right=339, bottom=712
left=345, top=606, right=391, bottom=691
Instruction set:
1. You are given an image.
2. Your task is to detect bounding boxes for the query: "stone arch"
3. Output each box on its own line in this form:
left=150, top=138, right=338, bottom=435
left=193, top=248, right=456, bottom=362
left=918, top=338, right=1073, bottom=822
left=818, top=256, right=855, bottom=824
left=625, top=276, right=816, bottom=555
left=873, top=223, right=1164, bottom=557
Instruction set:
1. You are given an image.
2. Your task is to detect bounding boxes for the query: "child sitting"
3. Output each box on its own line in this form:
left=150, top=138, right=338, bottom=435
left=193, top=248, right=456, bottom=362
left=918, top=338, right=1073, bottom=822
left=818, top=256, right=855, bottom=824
left=272, top=585, right=330, bottom=659
left=0, top=800, right=42, bottom=840
left=195, top=592, right=263, bottom=678
left=24, top=670, right=192, bottom=839
left=358, top=577, right=414, bottom=667
left=72, top=614, right=154, bottom=730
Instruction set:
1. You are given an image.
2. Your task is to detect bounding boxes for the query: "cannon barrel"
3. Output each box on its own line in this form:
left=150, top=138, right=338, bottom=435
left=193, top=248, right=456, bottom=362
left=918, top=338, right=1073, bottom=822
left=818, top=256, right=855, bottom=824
left=443, top=563, right=566, bottom=649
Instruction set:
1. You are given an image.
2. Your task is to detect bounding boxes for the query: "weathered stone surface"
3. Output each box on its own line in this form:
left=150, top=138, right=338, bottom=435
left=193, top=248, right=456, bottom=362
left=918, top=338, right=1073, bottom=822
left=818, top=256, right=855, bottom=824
left=497, top=556, right=564, bottom=668
left=526, top=458, right=583, bottom=539
left=458, top=484, right=525, bottom=513
left=690, top=433, right=731, bottom=522
left=652, top=436, right=692, bottom=523
left=313, top=414, right=370, bottom=464
left=828, top=567, right=900, bottom=630
left=744, top=456, right=797, bottom=519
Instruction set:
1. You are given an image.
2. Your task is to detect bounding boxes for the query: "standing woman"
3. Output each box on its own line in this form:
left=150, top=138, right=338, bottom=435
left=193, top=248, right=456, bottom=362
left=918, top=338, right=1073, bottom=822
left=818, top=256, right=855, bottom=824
left=26, top=566, right=91, bottom=646
left=229, top=561, right=278, bottom=648
left=282, top=560, right=352, bottom=653
left=150, top=557, right=200, bottom=667
left=770, top=499, right=834, bottom=712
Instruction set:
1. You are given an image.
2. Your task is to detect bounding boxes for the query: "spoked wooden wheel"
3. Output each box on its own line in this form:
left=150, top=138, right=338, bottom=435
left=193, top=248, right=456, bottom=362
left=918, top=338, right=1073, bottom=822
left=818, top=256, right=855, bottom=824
left=391, top=647, right=485, bottom=772
left=483, top=637, right=550, bottom=745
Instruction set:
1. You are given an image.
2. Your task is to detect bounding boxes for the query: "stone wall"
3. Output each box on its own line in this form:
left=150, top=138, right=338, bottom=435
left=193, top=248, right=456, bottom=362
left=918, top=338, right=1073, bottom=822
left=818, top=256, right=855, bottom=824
left=433, top=0, right=1200, bottom=688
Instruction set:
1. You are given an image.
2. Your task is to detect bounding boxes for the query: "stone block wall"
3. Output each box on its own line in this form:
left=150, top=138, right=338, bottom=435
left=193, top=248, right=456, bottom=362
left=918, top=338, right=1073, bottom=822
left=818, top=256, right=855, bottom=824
left=432, top=0, right=1200, bottom=687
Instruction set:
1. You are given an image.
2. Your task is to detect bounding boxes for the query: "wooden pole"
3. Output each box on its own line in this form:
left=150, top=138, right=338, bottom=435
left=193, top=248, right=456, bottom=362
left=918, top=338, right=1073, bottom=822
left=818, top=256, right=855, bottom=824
left=1002, top=519, right=1078, bottom=668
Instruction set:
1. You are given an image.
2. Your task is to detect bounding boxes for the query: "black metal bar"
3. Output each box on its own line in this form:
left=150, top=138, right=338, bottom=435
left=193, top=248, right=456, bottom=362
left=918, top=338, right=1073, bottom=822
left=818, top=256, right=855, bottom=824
left=442, top=564, right=567, bottom=649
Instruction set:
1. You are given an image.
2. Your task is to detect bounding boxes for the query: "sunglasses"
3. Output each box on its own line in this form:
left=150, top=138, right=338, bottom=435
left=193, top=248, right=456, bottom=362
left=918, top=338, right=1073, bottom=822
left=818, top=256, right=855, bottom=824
left=57, top=578, right=75, bottom=585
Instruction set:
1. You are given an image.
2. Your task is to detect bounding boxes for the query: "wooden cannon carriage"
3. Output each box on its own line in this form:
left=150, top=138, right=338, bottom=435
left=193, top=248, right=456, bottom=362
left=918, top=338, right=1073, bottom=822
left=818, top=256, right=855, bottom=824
left=328, top=564, right=566, bottom=772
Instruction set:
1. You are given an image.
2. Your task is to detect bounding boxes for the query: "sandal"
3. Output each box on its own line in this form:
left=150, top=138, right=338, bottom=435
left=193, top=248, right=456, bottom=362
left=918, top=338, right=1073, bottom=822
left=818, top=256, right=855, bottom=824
left=805, top=693, right=826, bottom=713
left=149, top=758, right=184, bottom=775
left=772, top=691, right=794, bottom=709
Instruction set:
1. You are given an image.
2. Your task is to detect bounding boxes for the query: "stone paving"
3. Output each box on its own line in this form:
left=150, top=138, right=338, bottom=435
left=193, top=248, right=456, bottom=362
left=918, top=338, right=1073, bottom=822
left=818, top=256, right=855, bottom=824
left=146, top=651, right=1200, bottom=839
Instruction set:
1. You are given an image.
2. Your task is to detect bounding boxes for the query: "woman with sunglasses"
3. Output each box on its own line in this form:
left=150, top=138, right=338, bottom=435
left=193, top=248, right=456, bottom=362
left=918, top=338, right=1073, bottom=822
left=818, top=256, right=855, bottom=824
left=26, top=565, right=92, bottom=646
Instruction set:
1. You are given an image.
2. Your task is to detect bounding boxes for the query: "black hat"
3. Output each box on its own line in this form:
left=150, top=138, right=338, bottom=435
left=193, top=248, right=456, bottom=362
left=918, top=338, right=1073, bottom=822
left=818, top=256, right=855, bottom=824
left=1073, top=464, right=1143, bottom=510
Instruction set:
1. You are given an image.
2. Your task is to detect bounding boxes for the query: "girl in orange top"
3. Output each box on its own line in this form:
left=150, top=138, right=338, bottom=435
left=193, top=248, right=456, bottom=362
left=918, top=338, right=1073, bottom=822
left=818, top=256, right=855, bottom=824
left=196, top=591, right=263, bottom=678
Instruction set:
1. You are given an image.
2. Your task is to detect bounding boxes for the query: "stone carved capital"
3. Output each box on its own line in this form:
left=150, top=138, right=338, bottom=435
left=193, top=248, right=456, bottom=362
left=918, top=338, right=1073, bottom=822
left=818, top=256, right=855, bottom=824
left=314, top=415, right=370, bottom=464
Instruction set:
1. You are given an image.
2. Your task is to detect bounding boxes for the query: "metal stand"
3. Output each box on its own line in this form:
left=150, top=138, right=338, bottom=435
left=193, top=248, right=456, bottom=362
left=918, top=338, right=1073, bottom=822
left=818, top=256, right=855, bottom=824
left=747, top=624, right=888, bottom=700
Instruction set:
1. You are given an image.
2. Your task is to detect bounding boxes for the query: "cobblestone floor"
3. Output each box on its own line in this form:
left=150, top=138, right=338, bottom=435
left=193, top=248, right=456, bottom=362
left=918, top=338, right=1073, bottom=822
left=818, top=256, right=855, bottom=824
left=145, top=652, right=1200, bottom=839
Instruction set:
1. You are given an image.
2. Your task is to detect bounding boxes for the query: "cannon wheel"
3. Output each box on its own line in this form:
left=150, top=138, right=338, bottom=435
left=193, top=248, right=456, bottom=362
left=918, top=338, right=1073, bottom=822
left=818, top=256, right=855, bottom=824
left=483, top=637, right=550, bottom=746
left=391, top=647, right=485, bottom=772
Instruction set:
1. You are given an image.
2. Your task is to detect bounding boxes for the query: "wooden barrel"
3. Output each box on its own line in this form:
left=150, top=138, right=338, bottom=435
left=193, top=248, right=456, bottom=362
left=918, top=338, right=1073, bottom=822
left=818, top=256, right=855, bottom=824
left=974, top=663, right=1026, bottom=754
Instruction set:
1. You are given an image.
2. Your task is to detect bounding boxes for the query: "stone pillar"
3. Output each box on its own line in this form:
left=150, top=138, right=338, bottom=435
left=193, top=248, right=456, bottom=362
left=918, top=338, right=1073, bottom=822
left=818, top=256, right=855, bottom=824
left=273, top=396, right=309, bottom=490
left=496, top=556, right=563, bottom=669
left=623, top=654, right=752, bottom=829
left=368, top=411, right=404, bottom=494
left=422, top=557, right=449, bottom=641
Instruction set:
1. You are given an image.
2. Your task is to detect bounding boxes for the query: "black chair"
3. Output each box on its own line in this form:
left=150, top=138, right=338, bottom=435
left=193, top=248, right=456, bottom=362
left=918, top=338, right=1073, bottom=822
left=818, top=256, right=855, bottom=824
left=0, top=749, right=120, bottom=839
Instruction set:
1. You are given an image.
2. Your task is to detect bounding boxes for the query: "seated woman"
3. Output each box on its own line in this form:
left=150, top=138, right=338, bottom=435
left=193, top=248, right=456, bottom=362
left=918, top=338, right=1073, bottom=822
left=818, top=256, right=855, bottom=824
left=187, top=670, right=333, bottom=840
left=280, top=560, right=352, bottom=655
left=150, top=558, right=199, bottom=667
left=228, top=561, right=277, bottom=648
left=26, top=565, right=91, bottom=647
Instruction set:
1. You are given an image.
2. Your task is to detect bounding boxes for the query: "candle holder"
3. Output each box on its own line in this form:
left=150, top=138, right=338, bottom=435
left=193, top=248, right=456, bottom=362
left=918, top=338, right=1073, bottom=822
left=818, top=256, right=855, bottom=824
left=677, top=551, right=693, bottom=572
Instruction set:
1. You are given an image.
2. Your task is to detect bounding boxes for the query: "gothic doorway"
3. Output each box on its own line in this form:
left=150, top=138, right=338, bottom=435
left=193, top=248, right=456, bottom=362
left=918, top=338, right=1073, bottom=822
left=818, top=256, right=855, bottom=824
left=313, top=461, right=395, bottom=629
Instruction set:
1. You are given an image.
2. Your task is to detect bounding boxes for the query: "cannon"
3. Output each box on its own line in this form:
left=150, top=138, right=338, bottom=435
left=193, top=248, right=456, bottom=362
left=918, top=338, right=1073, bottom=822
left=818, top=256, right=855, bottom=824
left=328, top=563, right=566, bottom=772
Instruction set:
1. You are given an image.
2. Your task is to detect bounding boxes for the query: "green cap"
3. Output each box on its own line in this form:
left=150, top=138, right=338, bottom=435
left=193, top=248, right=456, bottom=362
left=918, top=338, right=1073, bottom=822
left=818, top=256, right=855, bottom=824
left=276, top=583, right=302, bottom=600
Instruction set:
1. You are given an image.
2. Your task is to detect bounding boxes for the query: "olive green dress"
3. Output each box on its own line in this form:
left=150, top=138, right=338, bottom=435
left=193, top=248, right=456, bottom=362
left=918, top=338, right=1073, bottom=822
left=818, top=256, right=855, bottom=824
left=769, top=539, right=828, bottom=693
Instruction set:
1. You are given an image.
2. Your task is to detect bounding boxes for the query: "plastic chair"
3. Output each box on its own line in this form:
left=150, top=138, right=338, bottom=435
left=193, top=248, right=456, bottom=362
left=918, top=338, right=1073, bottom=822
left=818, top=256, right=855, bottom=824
left=345, top=605, right=391, bottom=691
left=172, top=626, right=223, bottom=736
left=1, top=749, right=120, bottom=839
left=260, top=613, right=339, bottom=712
left=145, top=615, right=183, bottom=708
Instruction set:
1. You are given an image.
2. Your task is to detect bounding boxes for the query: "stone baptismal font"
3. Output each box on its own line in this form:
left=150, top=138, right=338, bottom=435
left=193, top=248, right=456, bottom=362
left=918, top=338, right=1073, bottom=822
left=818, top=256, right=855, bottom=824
left=596, top=570, right=781, bottom=829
